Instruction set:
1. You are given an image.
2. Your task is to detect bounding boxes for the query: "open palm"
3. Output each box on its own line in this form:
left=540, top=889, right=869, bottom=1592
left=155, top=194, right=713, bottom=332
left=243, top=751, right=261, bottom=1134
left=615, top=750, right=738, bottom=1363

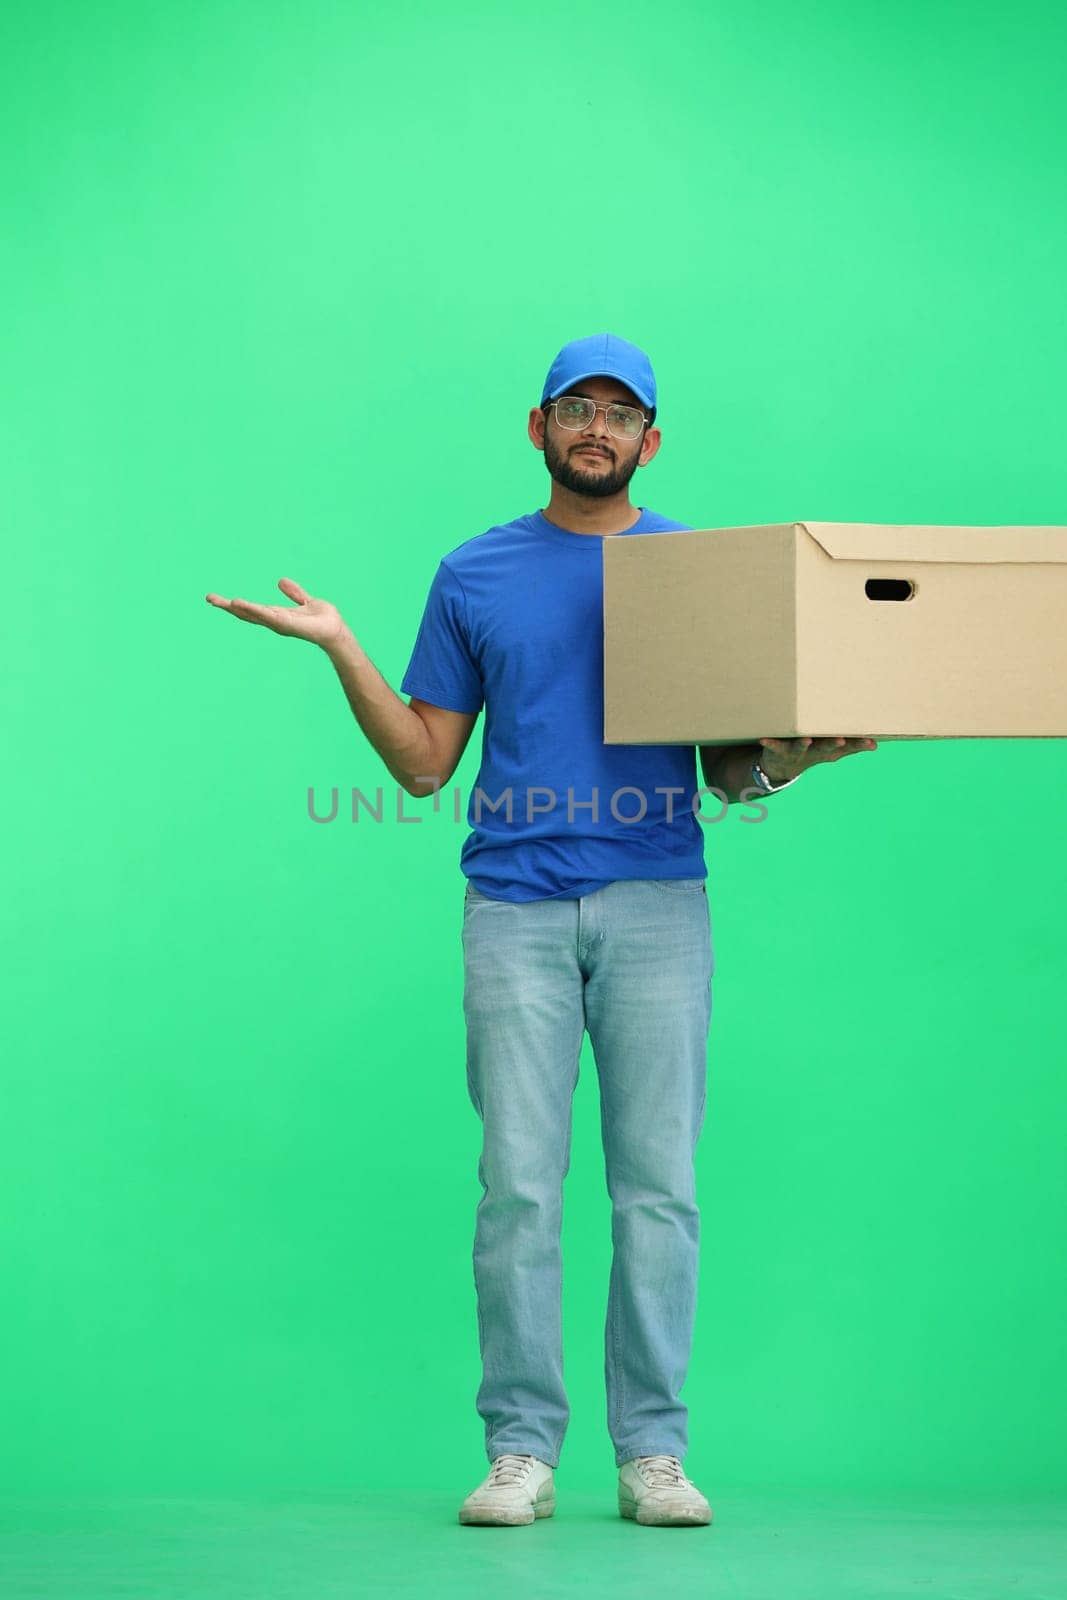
left=205, top=577, right=349, bottom=650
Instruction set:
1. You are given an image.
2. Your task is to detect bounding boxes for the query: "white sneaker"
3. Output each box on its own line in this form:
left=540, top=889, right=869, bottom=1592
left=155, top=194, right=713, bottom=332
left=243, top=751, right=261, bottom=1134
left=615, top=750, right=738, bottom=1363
left=618, top=1455, right=713, bottom=1526
left=459, top=1453, right=556, bottom=1526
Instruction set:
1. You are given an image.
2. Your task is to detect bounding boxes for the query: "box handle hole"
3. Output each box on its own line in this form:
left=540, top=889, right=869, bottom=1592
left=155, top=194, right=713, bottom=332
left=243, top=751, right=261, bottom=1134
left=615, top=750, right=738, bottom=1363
left=865, top=578, right=915, bottom=601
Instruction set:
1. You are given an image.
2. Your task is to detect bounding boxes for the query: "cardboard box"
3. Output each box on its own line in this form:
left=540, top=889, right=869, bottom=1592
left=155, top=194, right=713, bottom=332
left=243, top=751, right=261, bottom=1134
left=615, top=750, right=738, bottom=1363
left=602, top=521, right=1067, bottom=743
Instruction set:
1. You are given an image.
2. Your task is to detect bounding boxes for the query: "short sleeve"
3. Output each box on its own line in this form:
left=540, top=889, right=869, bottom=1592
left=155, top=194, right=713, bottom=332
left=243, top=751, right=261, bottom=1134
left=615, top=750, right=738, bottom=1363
left=400, top=559, right=484, bottom=715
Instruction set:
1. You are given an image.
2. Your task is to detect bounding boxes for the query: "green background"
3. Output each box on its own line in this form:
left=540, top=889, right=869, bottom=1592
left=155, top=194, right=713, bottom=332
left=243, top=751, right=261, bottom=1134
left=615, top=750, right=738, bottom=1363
left=3, top=0, right=1066, bottom=1508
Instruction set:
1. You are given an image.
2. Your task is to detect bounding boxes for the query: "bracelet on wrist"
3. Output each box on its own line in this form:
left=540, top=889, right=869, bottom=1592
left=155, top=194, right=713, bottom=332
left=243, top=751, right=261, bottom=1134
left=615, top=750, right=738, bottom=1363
left=751, top=756, right=801, bottom=795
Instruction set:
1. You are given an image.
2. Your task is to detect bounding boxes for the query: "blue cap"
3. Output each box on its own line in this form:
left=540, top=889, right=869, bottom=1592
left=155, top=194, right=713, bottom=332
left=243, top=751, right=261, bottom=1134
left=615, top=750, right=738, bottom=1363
left=540, top=332, right=657, bottom=412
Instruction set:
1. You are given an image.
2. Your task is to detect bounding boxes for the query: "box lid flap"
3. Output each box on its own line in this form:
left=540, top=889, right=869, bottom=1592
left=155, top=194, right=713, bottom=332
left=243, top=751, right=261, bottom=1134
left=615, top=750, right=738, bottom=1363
left=797, top=521, right=1067, bottom=564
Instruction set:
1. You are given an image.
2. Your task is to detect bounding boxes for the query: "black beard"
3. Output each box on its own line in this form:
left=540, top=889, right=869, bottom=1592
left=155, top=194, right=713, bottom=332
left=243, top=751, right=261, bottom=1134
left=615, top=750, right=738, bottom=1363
left=543, top=431, right=640, bottom=499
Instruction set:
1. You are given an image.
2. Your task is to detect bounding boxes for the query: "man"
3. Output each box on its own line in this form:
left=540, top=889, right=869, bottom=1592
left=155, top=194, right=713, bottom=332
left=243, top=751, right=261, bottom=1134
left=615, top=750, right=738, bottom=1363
left=205, top=332, right=876, bottom=1529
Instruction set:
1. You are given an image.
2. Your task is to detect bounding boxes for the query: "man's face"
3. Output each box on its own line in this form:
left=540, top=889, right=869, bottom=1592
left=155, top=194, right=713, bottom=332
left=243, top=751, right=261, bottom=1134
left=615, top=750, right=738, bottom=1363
left=532, top=375, right=660, bottom=499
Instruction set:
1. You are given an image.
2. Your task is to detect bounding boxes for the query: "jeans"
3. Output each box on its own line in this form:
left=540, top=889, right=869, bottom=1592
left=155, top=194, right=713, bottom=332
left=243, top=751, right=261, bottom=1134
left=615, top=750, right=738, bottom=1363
left=461, top=875, right=714, bottom=1469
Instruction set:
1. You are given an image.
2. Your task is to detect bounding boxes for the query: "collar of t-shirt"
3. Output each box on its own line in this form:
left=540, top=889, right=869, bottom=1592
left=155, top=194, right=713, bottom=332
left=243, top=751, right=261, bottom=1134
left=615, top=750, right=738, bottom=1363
left=526, top=506, right=664, bottom=547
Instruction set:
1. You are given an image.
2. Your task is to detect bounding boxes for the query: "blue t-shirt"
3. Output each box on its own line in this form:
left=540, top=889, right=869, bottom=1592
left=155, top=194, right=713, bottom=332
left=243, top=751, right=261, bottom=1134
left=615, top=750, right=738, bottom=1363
left=400, top=506, right=707, bottom=902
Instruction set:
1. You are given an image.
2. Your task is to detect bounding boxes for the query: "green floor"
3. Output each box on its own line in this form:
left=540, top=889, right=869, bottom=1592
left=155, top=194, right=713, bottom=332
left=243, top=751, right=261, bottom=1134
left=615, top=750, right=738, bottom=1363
left=1, top=1489, right=1065, bottom=1599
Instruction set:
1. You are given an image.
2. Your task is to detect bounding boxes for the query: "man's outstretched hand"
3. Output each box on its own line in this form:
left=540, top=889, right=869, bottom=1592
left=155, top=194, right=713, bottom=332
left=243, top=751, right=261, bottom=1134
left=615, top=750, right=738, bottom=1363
left=205, top=578, right=351, bottom=652
left=758, top=736, right=878, bottom=784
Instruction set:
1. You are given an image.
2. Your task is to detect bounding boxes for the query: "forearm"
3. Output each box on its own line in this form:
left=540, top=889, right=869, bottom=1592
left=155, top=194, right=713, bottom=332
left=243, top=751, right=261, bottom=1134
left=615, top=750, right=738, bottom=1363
left=323, top=630, right=437, bottom=795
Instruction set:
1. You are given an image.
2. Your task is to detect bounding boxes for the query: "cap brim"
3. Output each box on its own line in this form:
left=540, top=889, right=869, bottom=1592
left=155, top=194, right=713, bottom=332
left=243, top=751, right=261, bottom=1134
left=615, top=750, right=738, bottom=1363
left=543, top=369, right=654, bottom=409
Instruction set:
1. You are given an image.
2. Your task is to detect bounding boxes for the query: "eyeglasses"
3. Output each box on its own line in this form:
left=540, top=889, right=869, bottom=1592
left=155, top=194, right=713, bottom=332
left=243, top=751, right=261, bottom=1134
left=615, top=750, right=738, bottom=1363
left=546, top=395, right=650, bottom=441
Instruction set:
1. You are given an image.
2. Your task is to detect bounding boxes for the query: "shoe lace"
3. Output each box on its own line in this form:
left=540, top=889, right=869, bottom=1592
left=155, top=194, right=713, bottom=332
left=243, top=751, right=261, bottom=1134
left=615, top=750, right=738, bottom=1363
left=636, top=1454, right=688, bottom=1488
left=487, top=1453, right=536, bottom=1486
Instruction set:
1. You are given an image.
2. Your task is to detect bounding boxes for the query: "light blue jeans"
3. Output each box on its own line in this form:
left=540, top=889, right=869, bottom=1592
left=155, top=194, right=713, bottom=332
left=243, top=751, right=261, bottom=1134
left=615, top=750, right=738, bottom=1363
left=461, top=876, right=714, bottom=1469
